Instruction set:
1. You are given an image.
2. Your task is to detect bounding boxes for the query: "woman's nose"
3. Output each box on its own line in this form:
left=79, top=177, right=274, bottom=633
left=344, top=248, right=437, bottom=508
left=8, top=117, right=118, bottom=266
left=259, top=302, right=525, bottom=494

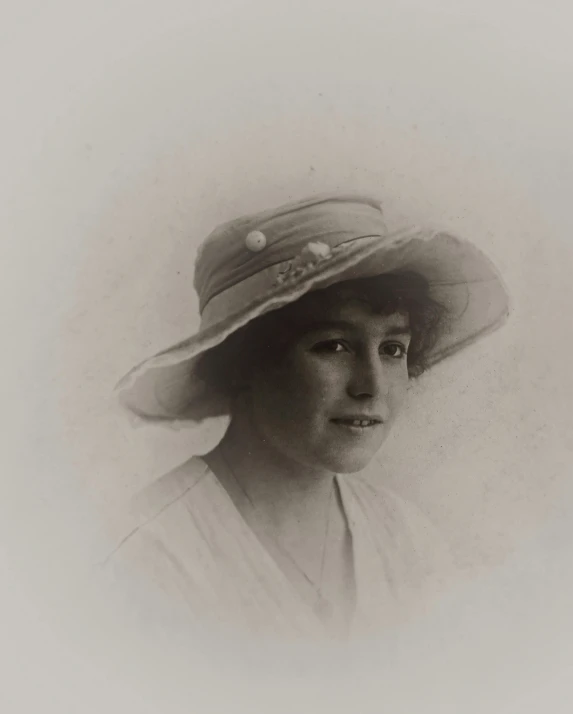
left=347, top=353, right=388, bottom=400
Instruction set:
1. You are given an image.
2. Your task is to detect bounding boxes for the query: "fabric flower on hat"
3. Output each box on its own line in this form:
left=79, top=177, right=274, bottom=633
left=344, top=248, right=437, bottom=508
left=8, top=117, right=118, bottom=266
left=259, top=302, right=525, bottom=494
left=275, top=241, right=333, bottom=286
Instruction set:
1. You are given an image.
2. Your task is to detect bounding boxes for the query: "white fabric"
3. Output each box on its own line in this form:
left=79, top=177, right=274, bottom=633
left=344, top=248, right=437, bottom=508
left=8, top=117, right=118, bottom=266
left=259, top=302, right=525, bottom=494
left=105, top=458, right=455, bottom=641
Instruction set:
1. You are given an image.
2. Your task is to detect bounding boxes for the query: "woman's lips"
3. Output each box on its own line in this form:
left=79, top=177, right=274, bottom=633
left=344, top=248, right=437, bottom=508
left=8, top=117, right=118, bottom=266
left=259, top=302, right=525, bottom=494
left=330, top=417, right=382, bottom=431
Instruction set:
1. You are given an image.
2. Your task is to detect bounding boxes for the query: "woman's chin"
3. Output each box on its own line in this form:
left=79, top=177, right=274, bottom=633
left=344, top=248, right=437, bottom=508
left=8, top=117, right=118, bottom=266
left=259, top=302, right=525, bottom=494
left=319, top=447, right=381, bottom=474
left=332, top=458, right=375, bottom=474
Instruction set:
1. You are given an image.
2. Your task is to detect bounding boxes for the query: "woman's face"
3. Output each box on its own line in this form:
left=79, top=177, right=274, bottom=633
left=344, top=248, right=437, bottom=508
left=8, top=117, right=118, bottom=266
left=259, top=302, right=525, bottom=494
left=245, top=291, right=411, bottom=474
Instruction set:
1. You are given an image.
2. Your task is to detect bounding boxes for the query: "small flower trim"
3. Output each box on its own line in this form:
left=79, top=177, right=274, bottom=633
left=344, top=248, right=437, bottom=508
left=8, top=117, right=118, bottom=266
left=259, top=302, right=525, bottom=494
left=275, top=241, right=333, bottom=286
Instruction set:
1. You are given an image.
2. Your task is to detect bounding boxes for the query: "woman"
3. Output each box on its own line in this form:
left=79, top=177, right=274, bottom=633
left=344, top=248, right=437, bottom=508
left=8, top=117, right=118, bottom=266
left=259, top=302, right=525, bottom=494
left=110, top=193, right=509, bottom=640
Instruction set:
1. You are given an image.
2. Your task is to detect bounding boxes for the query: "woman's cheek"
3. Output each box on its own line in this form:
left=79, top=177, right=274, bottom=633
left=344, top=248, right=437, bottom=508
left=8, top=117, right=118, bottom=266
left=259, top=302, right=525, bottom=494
left=389, top=375, right=409, bottom=413
left=300, top=363, right=343, bottom=399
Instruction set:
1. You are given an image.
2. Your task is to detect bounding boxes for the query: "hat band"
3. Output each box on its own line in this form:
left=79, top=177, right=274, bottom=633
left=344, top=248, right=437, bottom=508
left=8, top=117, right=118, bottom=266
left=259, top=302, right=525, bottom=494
left=199, top=234, right=387, bottom=330
left=195, top=198, right=389, bottom=311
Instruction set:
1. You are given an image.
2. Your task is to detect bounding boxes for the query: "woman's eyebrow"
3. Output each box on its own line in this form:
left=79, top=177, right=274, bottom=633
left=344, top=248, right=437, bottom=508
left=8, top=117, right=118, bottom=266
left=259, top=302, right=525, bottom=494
left=298, top=321, right=411, bottom=336
left=297, top=320, right=357, bottom=334
left=384, top=326, right=412, bottom=337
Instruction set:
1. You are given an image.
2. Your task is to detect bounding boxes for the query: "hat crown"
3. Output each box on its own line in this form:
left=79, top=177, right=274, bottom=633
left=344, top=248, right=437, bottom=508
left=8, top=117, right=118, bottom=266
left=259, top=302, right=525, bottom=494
left=193, top=193, right=387, bottom=313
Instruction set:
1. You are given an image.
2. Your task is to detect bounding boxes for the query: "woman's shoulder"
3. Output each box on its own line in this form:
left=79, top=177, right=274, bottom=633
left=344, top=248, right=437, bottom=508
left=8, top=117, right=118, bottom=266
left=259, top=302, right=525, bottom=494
left=104, top=457, right=213, bottom=561
left=100, top=456, right=216, bottom=577
left=129, top=456, right=211, bottom=525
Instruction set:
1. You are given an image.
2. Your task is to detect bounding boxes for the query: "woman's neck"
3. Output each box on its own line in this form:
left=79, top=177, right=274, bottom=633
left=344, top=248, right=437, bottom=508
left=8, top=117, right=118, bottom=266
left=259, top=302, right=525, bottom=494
left=207, top=408, right=336, bottom=538
left=205, top=404, right=352, bottom=603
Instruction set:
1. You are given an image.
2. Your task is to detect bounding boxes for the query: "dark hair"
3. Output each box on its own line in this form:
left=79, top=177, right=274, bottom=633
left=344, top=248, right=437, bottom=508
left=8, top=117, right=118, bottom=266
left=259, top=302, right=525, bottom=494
left=196, top=272, right=447, bottom=397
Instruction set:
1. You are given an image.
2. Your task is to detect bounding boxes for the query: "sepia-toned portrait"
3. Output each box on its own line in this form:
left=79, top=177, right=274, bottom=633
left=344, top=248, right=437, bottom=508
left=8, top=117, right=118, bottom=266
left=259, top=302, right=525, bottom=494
left=106, top=193, right=509, bottom=641
left=3, top=1, right=573, bottom=712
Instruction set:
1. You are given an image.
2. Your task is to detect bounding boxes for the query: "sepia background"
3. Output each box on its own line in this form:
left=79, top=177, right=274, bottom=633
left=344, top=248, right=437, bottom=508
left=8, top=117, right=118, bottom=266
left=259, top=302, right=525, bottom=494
left=2, top=0, right=573, bottom=711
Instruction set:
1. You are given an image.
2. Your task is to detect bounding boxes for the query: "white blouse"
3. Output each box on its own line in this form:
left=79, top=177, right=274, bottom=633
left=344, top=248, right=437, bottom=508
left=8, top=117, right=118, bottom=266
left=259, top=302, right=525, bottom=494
left=104, top=457, right=454, bottom=641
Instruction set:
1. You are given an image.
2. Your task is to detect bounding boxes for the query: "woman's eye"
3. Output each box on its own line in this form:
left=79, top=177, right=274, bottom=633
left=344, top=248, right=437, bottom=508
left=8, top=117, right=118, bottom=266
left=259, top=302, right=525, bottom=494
left=381, top=342, right=408, bottom=359
left=313, top=339, right=347, bottom=353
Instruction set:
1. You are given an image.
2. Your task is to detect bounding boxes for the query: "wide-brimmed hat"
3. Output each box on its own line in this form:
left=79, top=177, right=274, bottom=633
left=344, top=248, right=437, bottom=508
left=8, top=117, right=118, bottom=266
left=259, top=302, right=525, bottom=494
left=116, top=193, right=510, bottom=424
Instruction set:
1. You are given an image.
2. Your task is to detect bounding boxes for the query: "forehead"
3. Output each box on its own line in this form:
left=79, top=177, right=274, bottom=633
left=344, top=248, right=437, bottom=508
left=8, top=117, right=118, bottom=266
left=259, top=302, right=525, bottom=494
left=287, top=288, right=410, bottom=334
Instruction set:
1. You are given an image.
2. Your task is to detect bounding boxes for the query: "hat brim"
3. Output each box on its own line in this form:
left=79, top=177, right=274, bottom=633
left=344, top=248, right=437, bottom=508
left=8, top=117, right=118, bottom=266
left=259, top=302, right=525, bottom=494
left=115, top=226, right=510, bottom=424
